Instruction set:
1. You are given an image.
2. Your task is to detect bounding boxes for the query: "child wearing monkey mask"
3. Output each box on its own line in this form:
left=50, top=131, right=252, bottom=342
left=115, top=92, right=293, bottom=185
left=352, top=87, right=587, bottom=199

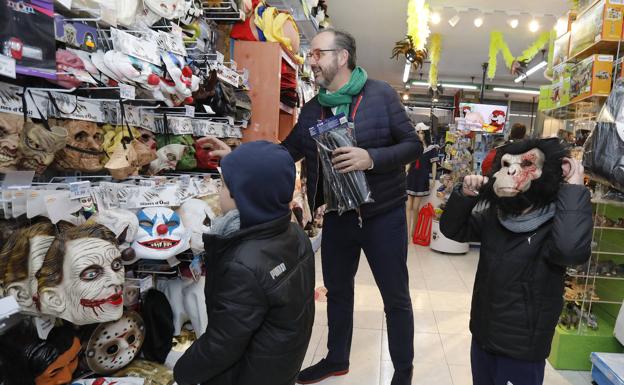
left=440, top=138, right=593, bottom=385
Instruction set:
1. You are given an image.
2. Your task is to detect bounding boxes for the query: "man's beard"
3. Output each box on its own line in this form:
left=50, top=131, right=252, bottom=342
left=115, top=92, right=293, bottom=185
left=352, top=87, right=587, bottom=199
left=313, top=59, right=339, bottom=89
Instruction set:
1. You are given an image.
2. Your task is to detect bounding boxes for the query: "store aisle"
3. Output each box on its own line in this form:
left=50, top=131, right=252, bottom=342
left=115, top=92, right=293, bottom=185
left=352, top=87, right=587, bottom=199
left=303, top=245, right=594, bottom=385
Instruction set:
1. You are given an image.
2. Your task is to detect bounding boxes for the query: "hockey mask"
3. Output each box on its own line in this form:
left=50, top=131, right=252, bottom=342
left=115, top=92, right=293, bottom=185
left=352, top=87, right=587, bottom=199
left=54, top=120, right=105, bottom=172
left=38, top=225, right=124, bottom=325
left=131, top=207, right=190, bottom=260
left=0, top=113, right=22, bottom=171
left=18, top=122, right=68, bottom=174
left=33, top=336, right=81, bottom=385
left=156, top=135, right=196, bottom=170
left=493, top=148, right=545, bottom=197
left=85, top=311, right=145, bottom=374
left=179, top=199, right=215, bottom=252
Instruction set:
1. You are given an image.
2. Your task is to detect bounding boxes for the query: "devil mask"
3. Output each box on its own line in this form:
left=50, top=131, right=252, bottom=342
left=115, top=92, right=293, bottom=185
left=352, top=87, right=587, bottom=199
left=18, top=121, right=68, bottom=174
left=84, top=311, right=145, bottom=374
left=53, top=120, right=105, bottom=172
left=0, top=222, right=56, bottom=314
left=480, top=138, right=569, bottom=216
left=0, top=113, right=23, bottom=171
left=37, top=224, right=124, bottom=325
left=131, top=207, right=190, bottom=260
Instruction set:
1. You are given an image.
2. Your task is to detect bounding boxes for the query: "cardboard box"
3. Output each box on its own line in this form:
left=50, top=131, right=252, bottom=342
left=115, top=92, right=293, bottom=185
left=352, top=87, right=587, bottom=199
left=569, top=0, right=624, bottom=58
left=570, top=54, right=613, bottom=102
left=539, top=84, right=554, bottom=111
left=553, top=32, right=571, bottom=68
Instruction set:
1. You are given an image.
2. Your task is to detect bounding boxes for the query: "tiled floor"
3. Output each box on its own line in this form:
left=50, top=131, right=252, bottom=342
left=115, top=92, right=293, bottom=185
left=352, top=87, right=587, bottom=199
left=303, top=245, right=595, bottom=385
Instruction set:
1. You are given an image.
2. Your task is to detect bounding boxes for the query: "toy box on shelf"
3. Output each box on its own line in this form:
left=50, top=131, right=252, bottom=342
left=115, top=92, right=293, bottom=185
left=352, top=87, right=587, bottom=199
left=569, top=0, right=624, bottom=59
left=549, top=186, right=624, bottom=370
left=570, top=54, right=614, bottom=102
left=554, top=32, right=571, bottom=68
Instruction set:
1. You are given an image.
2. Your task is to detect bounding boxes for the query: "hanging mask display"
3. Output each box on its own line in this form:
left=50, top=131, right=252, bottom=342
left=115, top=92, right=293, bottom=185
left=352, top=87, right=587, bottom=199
left=194, top=140, right=219, bottom=170
left=37, top=224, right=125, bottom=325
left=17, top=121, right=68, bottom=174
left=131, top=207, right=190, bottom=260
left=0, top=222, right=55, bottom=314
left=84, top=311, right=146, bottom=374
left=0, top=112, right=23, bottom=172
left=90, top=208, right=140, bottom=263
left=156, top=135, right=196, bottom=170
left=156, top=276, right=207, bottom=338
left=53, top=120, right=105, bottom=172
left=148, top=143, right=186, bottom=174
left=106, top=141, right=139, bottom=180
left=179, top=199, right=215, bottom=252
left=26, top=326, right=81, bottom=385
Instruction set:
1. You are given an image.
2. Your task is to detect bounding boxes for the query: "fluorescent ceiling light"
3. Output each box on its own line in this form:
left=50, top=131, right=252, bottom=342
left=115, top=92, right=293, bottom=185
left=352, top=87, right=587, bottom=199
left=430, top=12, right=441, bottom=24
left=403, top=62, right=411, bottom=83
left=514, top=60, right=547, bottom=82
left=493, top=87, right=540, bottom=95
left=448, top=14, right=460, bottom=27
left=411, top=81, right=430, bottom=86
left=529, top=19, right=540, bottom=32
left=474, top=17, right=483, bottom=28
left=443, top=83, right=478, bottom=90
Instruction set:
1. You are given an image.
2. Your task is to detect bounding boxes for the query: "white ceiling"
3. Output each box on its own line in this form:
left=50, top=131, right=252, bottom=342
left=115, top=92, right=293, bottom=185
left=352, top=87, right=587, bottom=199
left=328, top=0, right=571, bottom=95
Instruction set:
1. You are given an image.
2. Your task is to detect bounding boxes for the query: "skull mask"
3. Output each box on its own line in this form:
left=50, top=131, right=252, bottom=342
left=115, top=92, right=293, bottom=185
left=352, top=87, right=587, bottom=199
left=131, top=207, right=190, bottom=260
left=17, top=122, right=68, bottom=174
left=493, top=148, right=545, bottom=197
left=54, top=120, right=105, bottom=172
left=0, top=113, right=23, bottom=171
left=84, top=311, right=145, bottom=374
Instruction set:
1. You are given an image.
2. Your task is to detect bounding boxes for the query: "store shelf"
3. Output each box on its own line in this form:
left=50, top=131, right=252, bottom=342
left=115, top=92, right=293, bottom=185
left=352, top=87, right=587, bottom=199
left=281, top=48, right=299, bottom=71
left=568, top=274, right=624, bottom=281
left=593, top=198, right=624, bottom=208
left=567, top=39, right=624, bottom=66
left=542, top=95, right=607, bottom=120
left=279, top=102, right=295, bottom=115
left=595, top=226, right=624, bottom=231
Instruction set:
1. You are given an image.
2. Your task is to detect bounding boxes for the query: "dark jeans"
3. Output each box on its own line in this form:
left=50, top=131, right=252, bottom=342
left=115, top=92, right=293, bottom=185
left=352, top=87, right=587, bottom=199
left=471, top=338, right=546, bottom=385
left=321, top=205, right=414, bottom=371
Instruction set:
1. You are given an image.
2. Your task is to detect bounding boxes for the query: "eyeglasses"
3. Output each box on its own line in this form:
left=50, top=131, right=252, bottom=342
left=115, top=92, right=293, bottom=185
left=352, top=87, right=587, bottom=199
left=306, top=49, right=338, bottom=61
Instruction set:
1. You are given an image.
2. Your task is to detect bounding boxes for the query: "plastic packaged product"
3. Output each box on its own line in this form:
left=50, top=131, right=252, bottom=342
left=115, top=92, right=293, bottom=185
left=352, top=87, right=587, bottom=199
left=309, top=113, right=374, bottom=215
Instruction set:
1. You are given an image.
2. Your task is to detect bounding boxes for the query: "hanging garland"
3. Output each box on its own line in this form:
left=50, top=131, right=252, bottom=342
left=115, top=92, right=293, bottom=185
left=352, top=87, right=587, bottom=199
left=428, top=34, right=442, bottom=89
left=407, top=0, right=430, bottom=51
left=487, top=31, right=552, bottom=79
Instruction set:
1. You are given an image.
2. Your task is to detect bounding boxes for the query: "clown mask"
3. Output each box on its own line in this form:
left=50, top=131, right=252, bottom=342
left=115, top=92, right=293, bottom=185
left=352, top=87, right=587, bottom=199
left=38, top=232, right=125, bottom=325
left=34, top=337, right=81, bottom=385
left=0, top=113, right=22, bottom=171
left=493, top=148, right=545, bottom=197
left=179, top=199, right=215, bottom=253
left=131, top=207, right=190, bottom=260
left=90, top=208, right=140, bottom=255
left=54, top=120, right=105, bottom=172
left=84, top=311, right=145, bottom=374
left=18, top=122, right=68, bottom=174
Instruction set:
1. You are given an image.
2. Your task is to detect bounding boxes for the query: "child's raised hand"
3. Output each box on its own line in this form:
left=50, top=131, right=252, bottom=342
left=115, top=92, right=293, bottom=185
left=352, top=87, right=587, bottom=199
left=462, top=175, right=489, bottom=197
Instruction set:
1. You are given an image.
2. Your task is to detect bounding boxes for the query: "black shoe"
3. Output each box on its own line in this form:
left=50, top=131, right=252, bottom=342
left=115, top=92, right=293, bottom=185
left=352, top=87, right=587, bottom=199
left=391, top=367, right=413, bottom=385
left=297, top=359, right=349, bottom=384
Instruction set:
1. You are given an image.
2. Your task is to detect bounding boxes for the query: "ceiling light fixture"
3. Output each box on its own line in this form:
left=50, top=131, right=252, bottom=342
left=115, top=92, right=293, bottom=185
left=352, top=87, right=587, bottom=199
left=474, top=17, right=483, bottom=28
left=432, top=98, right=439, bottom=103
left=403, top=94, right=410, bottom=101
left=411, top=81, right=430, bottom=87
left=529, top=19, right=540, bottom=32
left=412, top=81, right=478, bottom=90
left=514, top=60, right=548, bottom=83
left=493, top=87, right=540, bottom=95
left=430, top=12, right=441, bottom=25
left=508, top=18, right=519, bottom=29
left=402, top=62, right=411, bottom=83
left=448, top=14, right=460, bottom=27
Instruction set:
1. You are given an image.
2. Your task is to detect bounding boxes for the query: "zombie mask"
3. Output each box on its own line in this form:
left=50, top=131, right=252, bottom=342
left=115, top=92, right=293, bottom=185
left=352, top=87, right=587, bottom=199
left=156, top=135, right=196, bottom=170
left=84, top=311, right=145, bottom=374
left=148, top=143, right=186, bottom=174
left=17, top=122, right=68, bottom=174
left=0, top=113, right=22, bottom=171
left=106, top=141, right=139, bottom=180
left=32, top=336, right=81, bottom=385
left=194, top=140, right=219, bottom=170
left=137, top=128, right=157, bottom=151
left=179, top=199, right=215, bottom=252
left=493, top=148, right=545, bottom=197
left=53, top=120, right=105, bottom=172
left=131, top=207, right=190, bottom=260
left=90, top=209, right=139, bottom=264
left=37, top=225, right=124, bottom=325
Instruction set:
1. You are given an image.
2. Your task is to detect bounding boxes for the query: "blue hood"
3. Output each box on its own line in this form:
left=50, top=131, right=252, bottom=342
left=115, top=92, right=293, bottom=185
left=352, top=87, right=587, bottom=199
left=221, top=141, right=296, bottom=228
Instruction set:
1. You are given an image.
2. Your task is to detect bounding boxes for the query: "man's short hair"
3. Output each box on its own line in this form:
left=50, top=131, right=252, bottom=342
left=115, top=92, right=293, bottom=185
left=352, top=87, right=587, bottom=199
left=509, top=123, right=527, bottom=141
left=320, top=28, right=357, bottom=70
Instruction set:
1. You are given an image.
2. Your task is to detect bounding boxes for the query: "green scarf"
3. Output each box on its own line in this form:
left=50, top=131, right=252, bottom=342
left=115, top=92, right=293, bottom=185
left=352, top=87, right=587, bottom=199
left=318, top=66, right=368, bottom=117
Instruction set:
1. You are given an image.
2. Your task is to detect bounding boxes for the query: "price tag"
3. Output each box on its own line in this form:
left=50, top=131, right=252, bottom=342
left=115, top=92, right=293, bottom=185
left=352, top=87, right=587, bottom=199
left=120, top=83, right=136, bottom=100
left=0, top=55, right=16, bottom=80
left=140, top=276, right=153, bottom=292
left=69, top=181, right=91, bottom=199
left=216, top=51, right=224, bottom=64
left=185, top=105, right=195, bottom=117
left=57, top=0, right=72, bottom=10
left=34, top=315, right=56, bottom=339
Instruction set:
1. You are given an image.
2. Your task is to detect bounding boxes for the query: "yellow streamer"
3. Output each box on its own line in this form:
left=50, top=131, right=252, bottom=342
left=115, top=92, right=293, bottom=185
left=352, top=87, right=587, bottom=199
left=428, top=34, right=442, bottom=89
left=407, top=0, right=430, bottom=51
left=488, top=31, right=552, bottom=79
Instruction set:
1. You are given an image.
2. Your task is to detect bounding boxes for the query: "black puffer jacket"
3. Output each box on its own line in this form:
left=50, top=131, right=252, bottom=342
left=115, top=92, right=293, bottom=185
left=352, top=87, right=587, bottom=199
left=282, top=78, right=422, bottom=218
left=440, top=184, right=593, bottom=361
left=173, top=215, right=315, bottom=385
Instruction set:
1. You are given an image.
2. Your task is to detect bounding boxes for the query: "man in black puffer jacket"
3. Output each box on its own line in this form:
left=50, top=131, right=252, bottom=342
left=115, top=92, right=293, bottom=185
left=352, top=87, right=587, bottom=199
left=173, top=141, right=315, bottom=385
left=441, top=139, right=593, bottom=385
